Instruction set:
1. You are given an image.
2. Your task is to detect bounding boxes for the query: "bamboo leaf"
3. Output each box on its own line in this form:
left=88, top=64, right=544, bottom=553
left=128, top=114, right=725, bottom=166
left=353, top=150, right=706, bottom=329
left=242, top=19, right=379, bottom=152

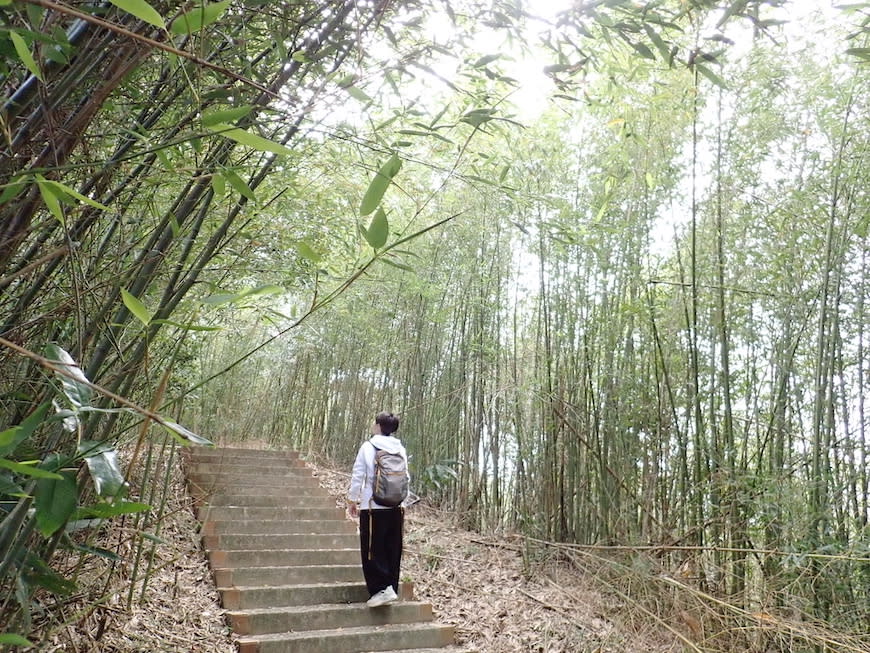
left=0, top=634, right=34, bottom=646
left=45, top=344, right=92, bottom=408
left=460, top=108, right=496, bottom=128
left=202, top=284, right=283, bottom=305
left=62, top=541, right=121, bottom=561
left=632, top=41, right=656, bottom=60
left=201, top=293, right=237, bottom=305
left=365, top=207, right=389, bottom=249
left=9, top=31, right=42, bottom=81
left=38, top=178, right=109, bottom=212
left=0, top=472, right=24, bottom=496
left=0, top=177, right=26, bottom=204
left=695, top=63, right=728, bottom=89
left=295, top=241, right=322, bottom=264
left=845, top=47, right=870, bottom=61
left=53, top=403, right=79, bottom=432
left=22, top=554, right=76, bottom=595
left=169, top=212, right=181, bottom=238
left=717, top=0, right=749, bottom=28
left=36, top=177, right=64, bottom=224
left=211, top=172, right=226, bottom=197
left=0, top=403, right=50, bottom=457
left=35, top=473, right=78, bottom=537
left=243, top=284, right=284, bottom=298
left=0, top=458, right=63, bottom=479
left=208, top=123, right=293, bottom=156
left=380, top=257, right=415, bottom=273
left=141, top=531, right=167, bottom=544
left=78, top=441, right=128, bottom=498
left=201, top=104, right=254, bottom=127
left=346, top=86, right=372, bottom=103
left=150, top=319, right=222, bottom=331
left=472, top=53, right=501, bottom=67
left=170, top=0, right=232, bottom=34
left=120, top=289, right=152, bottom=326
left=75, top=501, right=150, bottom=518
left=223, top=169, right=257, bottom=202
left=161, top=420, right=213, bottom=446
left=360, top=153, right=402, bottom=216
left=643, top=24, right=671, bottom=60
left=397, top=129, right=453, bottom=144
left=109, top=0, right=166, bottom=29
left=65, top=519, right=104, bottom=533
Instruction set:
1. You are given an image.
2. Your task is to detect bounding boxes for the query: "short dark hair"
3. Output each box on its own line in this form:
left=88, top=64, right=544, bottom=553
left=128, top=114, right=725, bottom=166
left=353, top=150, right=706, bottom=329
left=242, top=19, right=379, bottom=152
left=375, top=411, right=399, bottom=435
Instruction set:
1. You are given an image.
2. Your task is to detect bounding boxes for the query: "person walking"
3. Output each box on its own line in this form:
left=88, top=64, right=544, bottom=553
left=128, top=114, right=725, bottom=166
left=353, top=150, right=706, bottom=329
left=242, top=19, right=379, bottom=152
left=347, top=411, right=409, bottom=608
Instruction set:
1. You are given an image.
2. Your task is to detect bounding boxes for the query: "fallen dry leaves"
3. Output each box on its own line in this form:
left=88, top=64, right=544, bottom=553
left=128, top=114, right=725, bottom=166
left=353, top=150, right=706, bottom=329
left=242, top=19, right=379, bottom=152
left=40, top=447, right=678, bottom=652
left=310, top=457, right=680, bottom=653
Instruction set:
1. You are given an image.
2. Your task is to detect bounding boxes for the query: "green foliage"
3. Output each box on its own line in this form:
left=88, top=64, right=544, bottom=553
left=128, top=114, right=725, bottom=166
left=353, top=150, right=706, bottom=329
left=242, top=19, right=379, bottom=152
left=74, top=501, right=151, bottom=519
left=364, top=208, right=390, bottom=250
left=170, top=0, right=232, bottom=34
left=45, top=344, right=92, bottom=410
left=359, top=153, right=402, bottom=216
left=207, top=123, right=294, bottom=156
left=0, top=403, right=49, bottom=457
left=34, top=469, right=77, bottom=538
left=0, top=459, right=62, bottom=479
left=418, top=459, right=462, bottom=493
left=8, top=31, right=40, bottom=80
left=121, top=289, right=152, bottom=327
left=78, top=441, right=128, bottom=498
left=108, top=0, right=165, bottom=29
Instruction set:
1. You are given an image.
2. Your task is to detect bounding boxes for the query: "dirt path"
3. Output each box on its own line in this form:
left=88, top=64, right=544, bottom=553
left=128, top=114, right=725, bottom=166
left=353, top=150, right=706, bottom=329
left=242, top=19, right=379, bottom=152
left=63, top=451, right=675, bottom=652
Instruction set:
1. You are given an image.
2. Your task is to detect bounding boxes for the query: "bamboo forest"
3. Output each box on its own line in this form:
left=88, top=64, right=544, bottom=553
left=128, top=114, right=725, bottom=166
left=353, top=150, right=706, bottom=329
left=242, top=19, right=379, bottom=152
left=1, top=0, right=868, bottom=650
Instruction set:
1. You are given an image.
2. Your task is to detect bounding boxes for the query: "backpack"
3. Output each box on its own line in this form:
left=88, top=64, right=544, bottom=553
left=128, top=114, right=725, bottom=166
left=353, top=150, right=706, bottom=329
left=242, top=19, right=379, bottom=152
left=369, top=440, right=409, bottom=507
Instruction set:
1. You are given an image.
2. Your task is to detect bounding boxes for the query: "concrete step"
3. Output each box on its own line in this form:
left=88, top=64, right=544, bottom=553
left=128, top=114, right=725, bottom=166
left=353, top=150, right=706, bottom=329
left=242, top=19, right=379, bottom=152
left=189, top=482, right=326, bottom=496
left=219, top=581, right=369, bottom=609
left=190, top=482, right=321, bottom=496
left=186, top=446, right=453, bottom=652
left=190, top=483, right=323, bottom=498
left=184, top=447, right=300, bottom=459
left=186, top=462, right=310, bottom=475
left=209, top=548, right=360, bottom=569
left=197, top=506, right=347, bottom=522
left=191, top=486, right=325, bottom=503
left=214, top=564, right=362, bottom=587
left=204, top=505, right=344, bottom=520
left=220, top=581, right=415, bottom=610
left=188, top=472, right=319, bottom=486
left=236, top=622, right=455, bottom=653
left=194, top=494, right=339, bottom=508
left=202, top=518, right=353, bottom=536
left=190, top=484, right=335, bottom=499
left=228, top=601, right=434, bottom=635
left=203, top=532, right=358, bottom=551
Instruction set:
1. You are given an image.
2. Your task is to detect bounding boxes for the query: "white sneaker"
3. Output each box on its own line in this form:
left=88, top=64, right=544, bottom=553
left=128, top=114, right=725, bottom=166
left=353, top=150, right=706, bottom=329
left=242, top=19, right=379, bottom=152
left=366, top=586, right=398, bottom=607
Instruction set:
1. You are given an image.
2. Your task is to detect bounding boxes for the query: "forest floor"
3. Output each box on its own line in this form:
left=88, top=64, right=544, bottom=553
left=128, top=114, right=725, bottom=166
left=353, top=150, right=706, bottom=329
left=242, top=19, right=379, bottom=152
left=63, top=447, right=680, bottom=653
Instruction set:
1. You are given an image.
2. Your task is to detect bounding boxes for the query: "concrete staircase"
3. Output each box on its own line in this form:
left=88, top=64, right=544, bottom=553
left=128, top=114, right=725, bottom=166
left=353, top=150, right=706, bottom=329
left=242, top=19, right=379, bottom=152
left=183, top=447, right=455, bottom=653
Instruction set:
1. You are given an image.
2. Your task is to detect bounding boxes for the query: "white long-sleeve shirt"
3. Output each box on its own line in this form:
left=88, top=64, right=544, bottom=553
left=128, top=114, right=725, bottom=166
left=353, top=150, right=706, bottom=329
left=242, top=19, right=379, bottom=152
left=348, top=434, right=410, bottom=509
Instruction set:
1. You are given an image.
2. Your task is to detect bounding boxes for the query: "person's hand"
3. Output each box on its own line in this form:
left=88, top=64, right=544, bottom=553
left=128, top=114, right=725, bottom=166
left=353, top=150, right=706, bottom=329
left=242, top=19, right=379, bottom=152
left=348, top=502, right=359, bottom=518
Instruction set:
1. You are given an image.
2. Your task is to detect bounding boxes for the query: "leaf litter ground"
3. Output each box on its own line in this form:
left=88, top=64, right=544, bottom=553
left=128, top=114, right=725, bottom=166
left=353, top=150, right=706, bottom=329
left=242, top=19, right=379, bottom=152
left=59, top=447, right=677, bottom=652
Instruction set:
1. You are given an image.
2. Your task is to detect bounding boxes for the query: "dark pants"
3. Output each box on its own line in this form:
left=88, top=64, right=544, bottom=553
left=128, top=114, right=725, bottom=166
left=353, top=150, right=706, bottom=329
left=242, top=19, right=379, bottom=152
left=359, top=508, right=403, bottom=596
